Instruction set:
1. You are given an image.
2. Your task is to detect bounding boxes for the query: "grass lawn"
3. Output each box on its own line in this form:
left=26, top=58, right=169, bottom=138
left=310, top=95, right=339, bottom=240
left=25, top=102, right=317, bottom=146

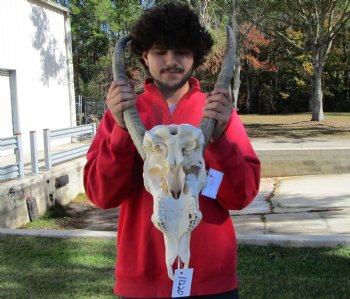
left=240, top=112, right=350, bottom=139
left=20, top=193, right=94, bottom=230
left=1, top=235, right=349, bottom=298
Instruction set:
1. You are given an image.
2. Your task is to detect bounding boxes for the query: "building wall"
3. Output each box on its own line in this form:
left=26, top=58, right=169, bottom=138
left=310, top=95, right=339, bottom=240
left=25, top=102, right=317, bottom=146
left=0, top=0, right=75, bottom=154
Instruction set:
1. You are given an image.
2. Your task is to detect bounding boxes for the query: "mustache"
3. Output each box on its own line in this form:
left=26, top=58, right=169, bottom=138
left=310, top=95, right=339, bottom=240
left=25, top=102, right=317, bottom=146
left=160, top=66, right=184, bottom=73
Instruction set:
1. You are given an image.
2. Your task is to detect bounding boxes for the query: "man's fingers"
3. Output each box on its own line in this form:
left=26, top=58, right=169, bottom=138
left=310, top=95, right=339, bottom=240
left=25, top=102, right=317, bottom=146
left=112, top=79, right=130, bottom=86
left=105, top=80, right=138, bottom=128
left=117, top=99, right=136, bottom=110
left=208, top=89, right=232, bottom=104
left=108, top=85, right=134, bottom=99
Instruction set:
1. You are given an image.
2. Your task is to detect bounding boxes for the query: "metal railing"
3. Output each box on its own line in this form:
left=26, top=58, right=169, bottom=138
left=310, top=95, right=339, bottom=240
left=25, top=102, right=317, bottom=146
left=42, top=124, right=96, bottom=170
left=0, top=134, right=24, bottom=181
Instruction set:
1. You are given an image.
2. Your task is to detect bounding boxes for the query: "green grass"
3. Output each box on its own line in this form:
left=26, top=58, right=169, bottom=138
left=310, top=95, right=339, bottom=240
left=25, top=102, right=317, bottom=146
left=1, top=235, right=349, bottom=298
left=240, top=112, right=350, bottom=139
left=20, top=204, right=69, bottom=230
left=21, top=193, right=91, bottom=230
left=70, top=193, right=90, bottom=204
left=0, top=235, right=116, bottom=299
left=237, top=245, right=350, bottom=298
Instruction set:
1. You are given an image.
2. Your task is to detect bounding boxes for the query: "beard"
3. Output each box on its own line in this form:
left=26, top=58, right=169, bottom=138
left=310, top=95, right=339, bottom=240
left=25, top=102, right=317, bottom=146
left=153, top=66, right=193, bottom=94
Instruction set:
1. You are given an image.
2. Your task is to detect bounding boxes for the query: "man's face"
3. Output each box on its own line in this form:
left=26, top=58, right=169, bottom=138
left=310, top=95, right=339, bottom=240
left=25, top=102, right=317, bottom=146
left=142, top=47, right=194, bottom=93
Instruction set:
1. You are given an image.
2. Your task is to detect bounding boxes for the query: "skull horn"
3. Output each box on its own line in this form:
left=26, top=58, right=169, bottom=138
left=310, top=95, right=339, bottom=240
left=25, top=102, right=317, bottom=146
left=199, top=25, right=236, bottom=147
left=112, top=36, right=146, bottom=160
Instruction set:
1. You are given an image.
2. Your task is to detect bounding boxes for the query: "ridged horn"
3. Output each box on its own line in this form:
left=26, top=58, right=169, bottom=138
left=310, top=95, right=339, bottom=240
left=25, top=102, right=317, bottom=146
left=199, top=25, right=236, bottom=147
left=112, top=36, right=146, bottom=160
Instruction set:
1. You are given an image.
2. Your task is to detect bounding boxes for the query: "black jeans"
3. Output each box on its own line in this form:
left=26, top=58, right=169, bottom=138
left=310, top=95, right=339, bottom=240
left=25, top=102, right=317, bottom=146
left=119, top=289, right=239, bottom=299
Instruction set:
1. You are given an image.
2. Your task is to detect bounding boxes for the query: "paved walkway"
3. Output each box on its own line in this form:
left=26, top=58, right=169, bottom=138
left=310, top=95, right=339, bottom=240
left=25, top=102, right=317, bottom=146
left=231, top=173, right=350, bottom=247
left=1, top=172, right=350, bottom=247
left=251, top=137, right=350, bottom=149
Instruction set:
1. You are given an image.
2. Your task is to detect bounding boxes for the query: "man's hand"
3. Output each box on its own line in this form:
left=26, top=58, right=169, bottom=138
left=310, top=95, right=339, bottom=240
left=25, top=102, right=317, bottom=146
left=106, top=80, right=136, bottom=129
left=203, top=88, right=233, bottom=142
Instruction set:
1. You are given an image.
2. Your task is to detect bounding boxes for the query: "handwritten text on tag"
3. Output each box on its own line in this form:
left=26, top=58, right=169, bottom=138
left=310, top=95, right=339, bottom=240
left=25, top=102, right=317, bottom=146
left=171, top=268, right=193, bottom=297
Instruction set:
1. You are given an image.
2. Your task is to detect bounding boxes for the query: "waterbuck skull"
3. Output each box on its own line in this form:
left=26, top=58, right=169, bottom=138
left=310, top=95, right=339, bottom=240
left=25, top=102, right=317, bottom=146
left=112, top=25, right=236, bottom=280
left=143, top=124, right=206, bottom=279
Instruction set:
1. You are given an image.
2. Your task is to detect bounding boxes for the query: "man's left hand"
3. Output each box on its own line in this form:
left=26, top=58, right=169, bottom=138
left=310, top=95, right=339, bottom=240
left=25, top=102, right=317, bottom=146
left=203, top=88, right=233, bottom=142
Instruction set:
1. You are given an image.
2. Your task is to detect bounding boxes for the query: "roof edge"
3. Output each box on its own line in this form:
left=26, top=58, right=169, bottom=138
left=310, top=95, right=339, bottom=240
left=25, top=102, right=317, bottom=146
left=37, top=0, right=70, bottom=14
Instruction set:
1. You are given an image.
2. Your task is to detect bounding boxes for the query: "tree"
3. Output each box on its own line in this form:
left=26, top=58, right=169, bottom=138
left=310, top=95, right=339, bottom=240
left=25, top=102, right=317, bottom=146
left=241, top=0, right=350, bottom=121
left=324, top=25, right=350, bottom=111
left=54, top=0, right=150, bottom=99
left=54, top=0, right=350, bottom=115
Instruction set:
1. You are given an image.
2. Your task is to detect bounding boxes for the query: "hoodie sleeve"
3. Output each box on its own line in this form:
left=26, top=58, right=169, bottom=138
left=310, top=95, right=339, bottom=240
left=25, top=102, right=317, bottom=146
left=83, top=109, right=138, bottom=209
left=204, top=110, right=261, bottom=210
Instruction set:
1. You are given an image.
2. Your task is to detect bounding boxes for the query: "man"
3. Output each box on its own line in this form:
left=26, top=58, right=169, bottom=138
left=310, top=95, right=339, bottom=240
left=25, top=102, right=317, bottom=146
left=84, top=3, right=260, bottom=298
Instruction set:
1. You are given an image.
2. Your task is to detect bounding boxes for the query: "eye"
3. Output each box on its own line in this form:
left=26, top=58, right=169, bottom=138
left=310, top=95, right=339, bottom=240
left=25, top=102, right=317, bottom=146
left=175, top=49, right=192, bottom=57
left=151, top=48, right=166, bottom=55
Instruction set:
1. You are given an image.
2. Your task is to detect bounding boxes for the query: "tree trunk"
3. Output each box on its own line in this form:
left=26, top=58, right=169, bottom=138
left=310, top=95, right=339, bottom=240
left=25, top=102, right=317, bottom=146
left=345, top=68, right=350, bottom=104
left=245, top=69, right=251, bottom=113
left=310, top=65, right=325, bottom=121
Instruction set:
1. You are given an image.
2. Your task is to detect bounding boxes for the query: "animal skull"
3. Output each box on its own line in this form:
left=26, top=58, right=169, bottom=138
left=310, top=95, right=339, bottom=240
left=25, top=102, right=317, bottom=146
left=143, top=124, right=207, bottom=279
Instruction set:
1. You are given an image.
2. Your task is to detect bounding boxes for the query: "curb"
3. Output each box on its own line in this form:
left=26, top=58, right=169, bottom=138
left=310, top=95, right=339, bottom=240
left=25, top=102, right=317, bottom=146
left=0, top=229, right=115, bottom=239
left=1, top=229, right=350, bottom=247
left=237, top=234, right=350, bottom=248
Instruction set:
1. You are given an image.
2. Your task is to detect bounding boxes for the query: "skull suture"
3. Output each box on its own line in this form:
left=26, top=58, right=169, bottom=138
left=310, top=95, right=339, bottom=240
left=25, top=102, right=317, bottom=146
left=143, top=124, right=207, bottom=280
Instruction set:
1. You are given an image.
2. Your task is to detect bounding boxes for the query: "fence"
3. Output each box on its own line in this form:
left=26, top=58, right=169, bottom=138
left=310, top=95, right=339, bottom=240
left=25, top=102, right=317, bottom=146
left=0, top=134, right=24, bottom=181
left=76, top=95, right=106, bottom=125
left=0, top=124, right=96, bottom=182
left=42, top=123, right=96, bottom=170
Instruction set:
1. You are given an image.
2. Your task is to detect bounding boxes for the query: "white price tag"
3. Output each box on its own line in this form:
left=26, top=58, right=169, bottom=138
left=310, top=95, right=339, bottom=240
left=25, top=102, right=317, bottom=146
left=201, top=168, right=224, bottom=199
left=171, top=268, right=193, bottom=298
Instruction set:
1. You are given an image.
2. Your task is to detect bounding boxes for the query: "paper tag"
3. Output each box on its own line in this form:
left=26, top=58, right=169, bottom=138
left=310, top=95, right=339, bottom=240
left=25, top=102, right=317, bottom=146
left=171, top=268, right=193, bottom=298
left=201, top=168, right=224, bottom=199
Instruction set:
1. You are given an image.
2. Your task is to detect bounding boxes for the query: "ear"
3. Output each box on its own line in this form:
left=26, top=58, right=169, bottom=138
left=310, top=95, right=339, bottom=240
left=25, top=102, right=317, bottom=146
left=142, top=51, right=149, bottom=67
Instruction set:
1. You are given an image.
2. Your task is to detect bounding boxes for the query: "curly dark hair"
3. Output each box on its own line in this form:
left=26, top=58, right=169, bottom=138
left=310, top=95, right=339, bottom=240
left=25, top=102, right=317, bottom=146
left=130, top=3, right=213, bottom=69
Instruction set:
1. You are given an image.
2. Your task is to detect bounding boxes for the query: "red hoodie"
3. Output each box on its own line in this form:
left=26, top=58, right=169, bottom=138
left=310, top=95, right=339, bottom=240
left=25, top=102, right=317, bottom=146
left=84, top=78, right=260, bottom=298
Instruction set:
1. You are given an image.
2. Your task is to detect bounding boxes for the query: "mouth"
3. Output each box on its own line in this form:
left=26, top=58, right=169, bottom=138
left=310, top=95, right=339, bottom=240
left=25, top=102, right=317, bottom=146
left=161, top=67, right=184, bottom=74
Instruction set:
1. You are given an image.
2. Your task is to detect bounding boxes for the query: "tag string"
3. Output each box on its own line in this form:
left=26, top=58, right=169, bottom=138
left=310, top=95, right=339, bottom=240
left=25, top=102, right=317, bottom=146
left=177, top=257, right=184, bottom=270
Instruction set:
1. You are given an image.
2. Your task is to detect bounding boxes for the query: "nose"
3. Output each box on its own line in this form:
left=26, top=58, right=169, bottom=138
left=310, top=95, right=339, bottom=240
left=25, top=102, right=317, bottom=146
left=164, top=50, right=178, bottom=66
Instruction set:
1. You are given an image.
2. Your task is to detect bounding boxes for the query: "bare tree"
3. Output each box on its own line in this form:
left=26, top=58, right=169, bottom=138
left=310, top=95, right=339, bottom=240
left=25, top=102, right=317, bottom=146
left=182, top=0, right=241, bottom=107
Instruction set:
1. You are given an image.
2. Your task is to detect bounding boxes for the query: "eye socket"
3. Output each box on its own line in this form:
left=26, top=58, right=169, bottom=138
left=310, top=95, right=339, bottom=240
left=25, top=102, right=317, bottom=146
left=182, top=142, right=197, bottom=156
left=182, top=147, right=193, bottom=155
left=154, top=143, right=166, bottom=155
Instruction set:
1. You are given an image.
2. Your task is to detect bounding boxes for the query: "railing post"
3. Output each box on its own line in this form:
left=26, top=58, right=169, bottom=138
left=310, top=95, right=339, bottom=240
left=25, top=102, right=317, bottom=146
left=30, top=131, right=39, bottom=174
left=43, top=129, right=52, bottom=170
left=15, top=134, right=24, bottom=178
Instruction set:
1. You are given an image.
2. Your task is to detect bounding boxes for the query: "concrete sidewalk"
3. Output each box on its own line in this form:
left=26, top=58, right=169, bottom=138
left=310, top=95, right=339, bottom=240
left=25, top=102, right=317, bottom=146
left=1, top=173, right=350, bottom=247
left=232, top=173, right=350, bottom=247
left=251, top=137, right=350, bottom=149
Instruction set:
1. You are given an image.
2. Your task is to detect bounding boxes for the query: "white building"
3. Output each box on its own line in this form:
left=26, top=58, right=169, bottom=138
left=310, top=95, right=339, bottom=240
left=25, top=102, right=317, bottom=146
left=0, top=0, right=75, bottom=156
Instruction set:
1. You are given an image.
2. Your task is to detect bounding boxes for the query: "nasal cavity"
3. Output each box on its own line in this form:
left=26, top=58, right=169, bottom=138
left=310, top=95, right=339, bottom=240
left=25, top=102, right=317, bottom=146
left=170, top=190, right=181, bottom=199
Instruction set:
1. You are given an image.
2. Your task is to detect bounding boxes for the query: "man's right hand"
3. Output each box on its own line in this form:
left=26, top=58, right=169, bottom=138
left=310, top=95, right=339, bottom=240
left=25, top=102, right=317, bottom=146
left=106, top=80, right=136, bottom=129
